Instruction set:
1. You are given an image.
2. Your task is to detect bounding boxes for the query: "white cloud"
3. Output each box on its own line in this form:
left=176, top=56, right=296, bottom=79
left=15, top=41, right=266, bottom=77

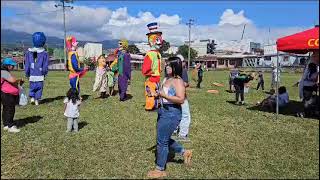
left=1, top=2, right=311, bottom=48
left=218, top=9, right=252, bottom=26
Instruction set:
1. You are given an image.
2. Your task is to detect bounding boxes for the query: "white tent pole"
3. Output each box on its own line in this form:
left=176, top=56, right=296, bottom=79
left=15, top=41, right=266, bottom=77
left=276, top=51, right=279, bottom=117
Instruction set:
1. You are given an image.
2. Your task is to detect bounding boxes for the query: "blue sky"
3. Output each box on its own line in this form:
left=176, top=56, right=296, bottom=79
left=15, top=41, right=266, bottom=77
left=3, top=1, right=319, bottom=27
left=1, top=1, right=319, bottom=43
left=74, top=1, right=319, bottom=27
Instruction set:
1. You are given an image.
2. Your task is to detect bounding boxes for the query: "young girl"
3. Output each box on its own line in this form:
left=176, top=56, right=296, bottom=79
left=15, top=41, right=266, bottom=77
left=106, top=65, right=115, bottom=96
left=64, top=88, right=81, bottom=132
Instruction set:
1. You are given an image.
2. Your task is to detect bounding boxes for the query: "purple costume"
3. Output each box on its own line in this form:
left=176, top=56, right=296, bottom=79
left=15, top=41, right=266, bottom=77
left=24, top=32, right=49, bottom=101
left=112, top=51, right=131, bottom=101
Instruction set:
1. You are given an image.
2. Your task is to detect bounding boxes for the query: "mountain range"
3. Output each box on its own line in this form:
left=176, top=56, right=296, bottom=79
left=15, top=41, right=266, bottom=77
left=1, top=29, right=138, bottom=49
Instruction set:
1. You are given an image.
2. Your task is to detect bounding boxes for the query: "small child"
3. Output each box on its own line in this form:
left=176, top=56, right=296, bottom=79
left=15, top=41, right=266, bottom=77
left=64, top=88, right=81, bottom=132
left=106, top=66, right=115, bottom=96
left=229, top=68, right=239, bottom=92
left=256, top=71, right=264, bottom=90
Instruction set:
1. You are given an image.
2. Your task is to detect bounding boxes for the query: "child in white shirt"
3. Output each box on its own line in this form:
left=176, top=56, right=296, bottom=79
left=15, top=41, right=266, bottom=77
left=64, top=88, right=81, bottom=132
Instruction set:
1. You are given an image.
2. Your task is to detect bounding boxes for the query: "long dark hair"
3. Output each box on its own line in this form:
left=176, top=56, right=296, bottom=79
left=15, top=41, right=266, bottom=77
left=167, top=56, right=183, bottom=78
left=308, top=63, right=317, bottom=78
left=66, top=88, right=80, bottom=104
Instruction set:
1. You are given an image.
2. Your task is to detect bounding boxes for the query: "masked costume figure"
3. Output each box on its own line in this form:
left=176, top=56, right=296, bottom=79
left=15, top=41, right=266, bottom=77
left=66, top=36, right=87, bottom=94
left=111, top=39, right=131, bottom=101
left=142, top=22, right=163, bottom=110
left=24, top=32, right=49, bottom=105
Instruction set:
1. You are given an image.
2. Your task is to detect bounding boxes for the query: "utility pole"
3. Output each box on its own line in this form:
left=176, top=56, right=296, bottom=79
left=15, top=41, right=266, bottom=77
left=241, top=24, right=246, bottom=41
left=186, top=19, right=194, bottom=71
left=21, top=40, right=25, bottom=69
left=55, top=0, right=73, bottom=65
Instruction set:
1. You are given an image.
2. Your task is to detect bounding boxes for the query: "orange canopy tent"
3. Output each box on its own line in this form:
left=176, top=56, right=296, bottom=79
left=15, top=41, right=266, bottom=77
left=276, top=26, right=319, bottom=54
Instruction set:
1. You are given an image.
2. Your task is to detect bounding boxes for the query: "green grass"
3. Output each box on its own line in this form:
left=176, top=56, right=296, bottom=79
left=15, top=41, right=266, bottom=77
left=1, top=70, right=319, bottom=179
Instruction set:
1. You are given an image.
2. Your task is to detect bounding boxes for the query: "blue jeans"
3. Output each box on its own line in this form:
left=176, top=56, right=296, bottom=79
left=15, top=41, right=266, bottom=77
left=178, top=99, right=191, bottom=137
left=156, top=104, right=185, bottom=171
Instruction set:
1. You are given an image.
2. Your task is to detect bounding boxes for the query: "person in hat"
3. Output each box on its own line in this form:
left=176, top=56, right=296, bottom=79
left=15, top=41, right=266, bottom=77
left=24, top=32, right=49, bottom=105
left=142, top=22, right=163, bottom=110
left=66, top=36, right=88, bottom=95
left=111, top=39, right=131, bottom=101
left=1, top=58, right=24, bottom=133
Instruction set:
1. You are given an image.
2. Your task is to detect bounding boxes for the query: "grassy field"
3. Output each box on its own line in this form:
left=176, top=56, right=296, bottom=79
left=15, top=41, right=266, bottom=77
left=1, top=70, right=319, bottom=179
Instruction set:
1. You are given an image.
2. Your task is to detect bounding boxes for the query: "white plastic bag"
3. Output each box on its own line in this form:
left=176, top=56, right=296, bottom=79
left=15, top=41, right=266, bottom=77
left=19, top=86, right=28, bottom=106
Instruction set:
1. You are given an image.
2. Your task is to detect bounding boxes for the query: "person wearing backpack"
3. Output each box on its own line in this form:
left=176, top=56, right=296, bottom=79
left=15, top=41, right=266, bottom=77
left=1, top=58, right=24, bottom=133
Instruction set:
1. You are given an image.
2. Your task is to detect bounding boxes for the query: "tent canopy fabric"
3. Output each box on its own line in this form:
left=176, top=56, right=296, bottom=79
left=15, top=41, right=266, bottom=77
left=276, top=27, right=319, bottom=54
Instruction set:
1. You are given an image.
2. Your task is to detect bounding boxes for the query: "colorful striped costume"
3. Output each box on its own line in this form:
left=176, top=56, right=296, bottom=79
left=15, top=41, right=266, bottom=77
left=142, top=22, right=163, bottom=110
left=66, top=36, right=87, bottom=94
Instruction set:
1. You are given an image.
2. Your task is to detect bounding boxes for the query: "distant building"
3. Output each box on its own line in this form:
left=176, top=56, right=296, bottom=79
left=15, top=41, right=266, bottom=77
left=262, top=44, right=308, bottom=67
left=187, top=40, right=208, bottom=56
left=77, top=47, right=85, bottom=61
left=84, top=43, right=102, bottom=59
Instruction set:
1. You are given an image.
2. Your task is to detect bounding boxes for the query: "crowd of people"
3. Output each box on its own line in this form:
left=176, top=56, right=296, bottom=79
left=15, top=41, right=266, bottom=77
left=227, top=52, right=319, bottom=116
left=1, top=22, right=319, bottom=178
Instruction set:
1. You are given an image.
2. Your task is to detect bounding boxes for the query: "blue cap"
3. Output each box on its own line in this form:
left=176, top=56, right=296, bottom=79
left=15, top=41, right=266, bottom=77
left=2, top=58, right=17, bottom=66
left=32, top=32, right=46, bottom=48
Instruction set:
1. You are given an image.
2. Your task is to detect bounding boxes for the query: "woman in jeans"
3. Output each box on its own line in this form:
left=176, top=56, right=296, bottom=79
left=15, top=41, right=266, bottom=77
left=1, top=58, right=24, bottom=133
left=147, top=59, right=192, bottom=178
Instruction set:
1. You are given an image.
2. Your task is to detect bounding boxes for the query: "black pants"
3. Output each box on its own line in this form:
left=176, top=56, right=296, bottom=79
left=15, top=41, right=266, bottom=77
left=256, top=81, right=264, bottom=90
left=197, top=76, right=203, bottom=88
left=1, top=92, right=18, bottom=128
left=235, top=84, right=244, bottom=102
left=303, top=86, right=318, bottom=116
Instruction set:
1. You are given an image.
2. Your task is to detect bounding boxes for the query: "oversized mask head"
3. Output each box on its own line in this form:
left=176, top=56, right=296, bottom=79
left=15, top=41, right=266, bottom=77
left=66, top=36, right=79, bottom=51
left=146, top=22, right=163, bottom=50
left=118, top=39, right=129, bottom=51
left=32, top=32, right=46, bottom=48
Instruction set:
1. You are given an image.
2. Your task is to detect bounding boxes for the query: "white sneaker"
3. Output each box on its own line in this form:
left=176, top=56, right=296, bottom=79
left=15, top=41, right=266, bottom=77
left=30, top=98, right=35, bottom=104
left=8, top=126, right=20, bottom=133
left=3, top=126, right=9, bottom=131
left=35, top=100, right=39, bottom=106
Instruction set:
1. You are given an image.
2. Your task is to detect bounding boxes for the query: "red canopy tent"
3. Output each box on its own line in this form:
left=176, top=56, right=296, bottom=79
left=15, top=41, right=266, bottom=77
left=277, top=27, right=319, bottom=54
left=274, top=26, right=319, bottom=116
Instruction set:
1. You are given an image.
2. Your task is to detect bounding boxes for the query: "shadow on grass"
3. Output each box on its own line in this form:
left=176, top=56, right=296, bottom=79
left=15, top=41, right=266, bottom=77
left=121, top=94, right=133, bottom=101
left=247, top=100, right=304, bottom=117
left=15, top=115, right=43, bottom=128
left=112, top=90, right=119, bottom=96
left=41, top=96, right=65, bottom=104
left=78, top=121, right=88, bottom=130
left=225, top=90, right=235, bottom=93
left=147, top=144, right=184, bottom=164
left=81, top=95, right=90, bottom=101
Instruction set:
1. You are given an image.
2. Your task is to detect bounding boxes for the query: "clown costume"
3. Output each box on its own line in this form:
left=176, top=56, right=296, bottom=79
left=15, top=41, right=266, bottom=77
left=142, top=22, right=163, bottom=111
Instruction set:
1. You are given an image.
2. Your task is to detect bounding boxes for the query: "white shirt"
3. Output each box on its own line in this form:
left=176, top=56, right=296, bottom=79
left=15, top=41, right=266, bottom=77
left=64, top=98, right=81, bottom=118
